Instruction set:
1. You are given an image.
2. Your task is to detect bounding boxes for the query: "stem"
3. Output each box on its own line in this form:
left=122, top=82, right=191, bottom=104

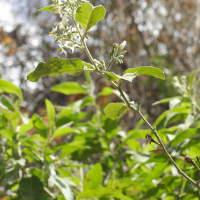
left=106, top=57, right=114, bottom=71
left=192, top=160, right=200, bottom=172
left=73, top=15, right=200, bottom=189
left=132, top=107, right=199, bottom=188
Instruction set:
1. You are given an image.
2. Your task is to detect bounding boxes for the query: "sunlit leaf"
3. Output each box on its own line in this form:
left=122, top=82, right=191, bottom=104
left=27, top=57, right=85, bottom=82
left=51, top=82, right=87, bottom=95
left=45, top=99, right=55, bottom=131
left=124, top=66, right=165, bottom=80
left=0, top=95, right=15, bottom=111
left=76, top=3, right=106, bottom=31
left=104, top=103, right=128, bottom=120
left=0, top=79, right=23, bottom=100
left=38, top=5, right=55, bottom=12
left=84, top=163, right=102, bottom=190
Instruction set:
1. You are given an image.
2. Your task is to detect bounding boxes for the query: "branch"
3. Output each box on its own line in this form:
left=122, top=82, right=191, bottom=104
left=75, top=14, right=200, bottom=189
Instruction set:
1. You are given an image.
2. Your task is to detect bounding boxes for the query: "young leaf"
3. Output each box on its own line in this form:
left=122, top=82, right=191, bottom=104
left=51, top=82, right=87, bottom=95
left=188, top=69, right=200, bottom=88
left=102, top=71, right=121, bottom=82
left=32, top=114, right=47, bottom=138
left=0, top=79, right=23, bottom=100
left=124, top=66, right=165, bottom=80
left=45, top=99, right=55, bottom=131
left=27, top=57, right=85, bottom=82
left=38, top=5, right=55, bottom=12
left=0, top=95, right=15, bottom=111
left=152, top=97, right=181, bottom=106
left=19, top=175, right=44, bottom=200
left=53, top=122, right=75, bottom=138
left=104, top=103, right=128, bottom=120
left=83, top=163, right=102, bottom=190
left=121, top=72, right=137, bottom=82
left=75, top=3, right=106, bottom=31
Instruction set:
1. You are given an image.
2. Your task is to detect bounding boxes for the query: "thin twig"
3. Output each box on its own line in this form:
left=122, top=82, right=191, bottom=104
left=73, top=14, right=200, bottom=189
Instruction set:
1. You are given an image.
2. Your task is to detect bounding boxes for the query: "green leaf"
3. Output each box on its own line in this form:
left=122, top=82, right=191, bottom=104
left=19, top=175, right=44, bottom=200
left=45, top=99, right=55, bottom=131
left=0, top=95, right=15, bottom=111
left=170, top=128, right=198, bottom=146
left=32, top=114, right=47, bottom=138
left=104, top=103, right=128, bottom=120
left=75, top=3, right=106, bottom=31
left=152, top=97, right=181, bottom=106
left=98, top=87, right=130, bottom=102
left=103, top=71, right=121, bottom=82
left=51, top=82, right=87, bottom=95
left=98, top=87, right=113, bottom=96
left=27, top=57, right=85, bottom=82
left=53, top=122, right=75, bottom=138
left=123, top=66, right=165, bottom=80
left=0, top=79, right=23, bottom=100
left=84, top=163, right=102, bottom=190
left=188, top=69, right=200, bottom=88
left=18, top=119, right=33, bottom=135
left=103, top=71, right=137, bottom=83
left=121, top=72, right=137, bottom=82
left=77, top=187, right=121, bottom=200
left=38, top=5, right=55, bottom=12
left=48, top=165, right=74, bottom=200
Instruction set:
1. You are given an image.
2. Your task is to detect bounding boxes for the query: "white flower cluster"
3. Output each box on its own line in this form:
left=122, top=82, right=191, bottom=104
left=49, top=0, right=89, bottom=56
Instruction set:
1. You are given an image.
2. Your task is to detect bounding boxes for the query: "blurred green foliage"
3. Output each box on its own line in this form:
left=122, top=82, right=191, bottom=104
left=0, top=69, right=200, bottom=199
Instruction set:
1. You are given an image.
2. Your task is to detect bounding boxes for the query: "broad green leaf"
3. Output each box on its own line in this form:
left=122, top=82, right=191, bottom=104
left=0, top=79, right=23, bottom=100
left=0, top=95, right=15, bottom=111
left=38, top=5, right=55, bottom=12
left=123, top=66, right=165, bottom=80
left=104, top=103, right=128, bottom=120
left=45, top=99, right=55, bottom=132
left=51, top=82, right=87, bottom=95
left=75, top=3, right=106, bottom=31
left=83, top=163, right=102, bottom=190
left=32, top=114, right=47, bottom=138
left=19, top=175, right=44, bottom=200
left=27, top=57, right=85, bottom=82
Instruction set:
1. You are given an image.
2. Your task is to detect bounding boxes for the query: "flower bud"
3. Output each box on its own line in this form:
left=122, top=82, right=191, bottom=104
left=113, top=43, right=118, bottom=48
left=62, top=14, right=68, bottom=27
left=118, top=41, right=127, bottom=50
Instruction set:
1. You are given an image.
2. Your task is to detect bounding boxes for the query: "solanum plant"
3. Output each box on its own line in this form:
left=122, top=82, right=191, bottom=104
left=0, top=0, right=198, bottom=199
left=25, top=0, right=200, bottom=192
